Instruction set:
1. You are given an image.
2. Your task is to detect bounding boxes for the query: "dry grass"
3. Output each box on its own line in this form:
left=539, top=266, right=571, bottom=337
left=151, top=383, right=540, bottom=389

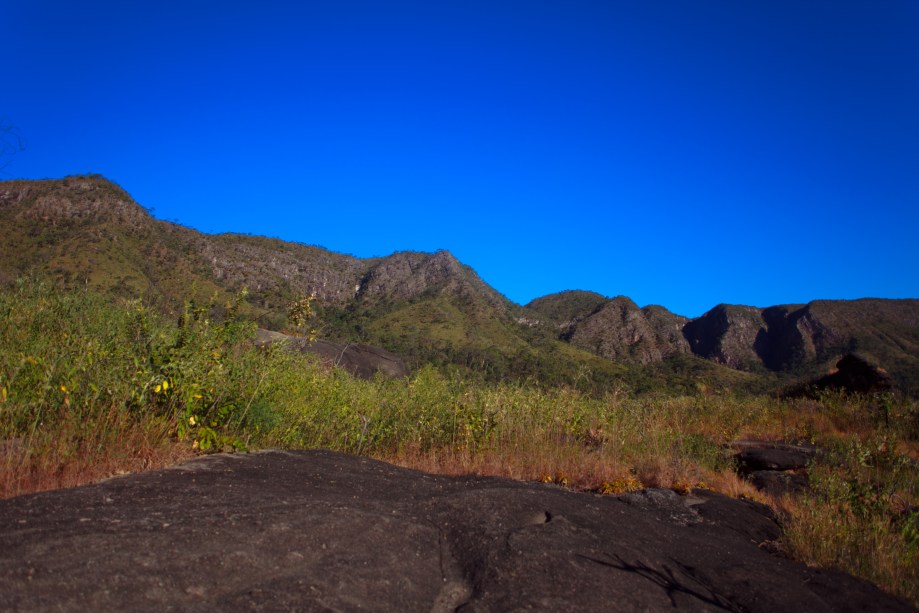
left=0, top=410, right=193, bottom=499
left=381, top=442, right=767, bottom=501
left=2, top=280, right=917, bottom=605
left=781, top=493, right=918, bottom=605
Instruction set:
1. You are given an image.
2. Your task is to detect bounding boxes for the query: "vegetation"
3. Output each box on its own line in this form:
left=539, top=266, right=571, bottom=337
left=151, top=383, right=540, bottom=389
left=4, top=175, right=918, bottom=397
left=1, top=279, right=916, bottom=604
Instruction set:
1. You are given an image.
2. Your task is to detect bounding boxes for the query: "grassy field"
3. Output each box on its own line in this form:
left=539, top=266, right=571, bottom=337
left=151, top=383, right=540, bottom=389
left=1, top=279, right=916, bottom=604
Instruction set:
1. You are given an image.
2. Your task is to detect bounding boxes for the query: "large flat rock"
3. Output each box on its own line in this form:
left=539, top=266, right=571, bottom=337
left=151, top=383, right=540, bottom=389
left=0, top=450, right=912, bottom=612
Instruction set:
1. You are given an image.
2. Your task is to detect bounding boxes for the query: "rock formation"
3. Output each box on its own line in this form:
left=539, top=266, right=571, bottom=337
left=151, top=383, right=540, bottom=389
left=0, top=450, right=913, bottom=611
left=255, top=329, right=409, bottom=379
left=564, top=297, right=690, bottom=364
left=4, top=176, right=918, bottom=393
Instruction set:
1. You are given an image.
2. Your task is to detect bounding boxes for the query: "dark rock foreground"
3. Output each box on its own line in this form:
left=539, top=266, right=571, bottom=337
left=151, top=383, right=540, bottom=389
left=0, top=450, right=913, bottom=612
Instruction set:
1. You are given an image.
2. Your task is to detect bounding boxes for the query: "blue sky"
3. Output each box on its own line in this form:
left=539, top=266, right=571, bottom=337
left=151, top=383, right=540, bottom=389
left=3, top=1, right=917, bottom=317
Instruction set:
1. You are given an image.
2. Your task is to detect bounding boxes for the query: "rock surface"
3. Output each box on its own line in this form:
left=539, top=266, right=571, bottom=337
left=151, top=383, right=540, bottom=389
left=731, top=441, right=818, bottom=497
left=1, top=450, right=913, bottom=612
left=682, top=304, right=767, bottom=370
left=783, top=353, right=895, bottom=397
left=734, top=443, right=816, bottom=475
left=748, top=470, right=810, bottom=497
left=256, top=329, right=409, bottom=379
left=565, top=297, right=691, bottom=365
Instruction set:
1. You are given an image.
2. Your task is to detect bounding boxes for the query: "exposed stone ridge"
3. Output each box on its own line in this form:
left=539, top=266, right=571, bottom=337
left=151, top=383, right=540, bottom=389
left=200, top=233, right=371, bottom=307
left=565, top=296, right=690, bottom=364
left=356, top=249, right=511, bottom=312
left=0, top=450, right=913, bottom=611
left=0, top=175, right=153, bottom=232
left=537, top=287, right=919, bottom=389
left=686, top=298, right=919, bottom=381
left=683, top=304, right=767, bottom=370
left=4, top=176, right=918, bottom=389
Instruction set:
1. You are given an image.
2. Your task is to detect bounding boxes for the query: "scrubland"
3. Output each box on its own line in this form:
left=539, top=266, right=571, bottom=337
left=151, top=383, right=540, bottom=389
left=1, top=279, right=916, bottom=604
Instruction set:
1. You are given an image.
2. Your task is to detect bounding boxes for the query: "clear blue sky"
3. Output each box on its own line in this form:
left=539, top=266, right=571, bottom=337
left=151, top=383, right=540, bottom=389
left=3, top=1, right=917, bottom=317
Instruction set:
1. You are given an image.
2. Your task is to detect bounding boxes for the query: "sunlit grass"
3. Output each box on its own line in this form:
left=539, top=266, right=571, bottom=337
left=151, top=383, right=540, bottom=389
left=0, top=278, right=916, bottom=604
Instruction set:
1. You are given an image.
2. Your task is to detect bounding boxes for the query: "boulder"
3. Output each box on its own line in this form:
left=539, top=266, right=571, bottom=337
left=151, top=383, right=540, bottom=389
left=783, top=353, right=895, bottom=397
left=256, top=329, right=409, bottom=379
left=735, top=445, right=815, bottom=475
left=748, top=470, right=809, bottom=497
left=0, top=450, right=912, bottom=612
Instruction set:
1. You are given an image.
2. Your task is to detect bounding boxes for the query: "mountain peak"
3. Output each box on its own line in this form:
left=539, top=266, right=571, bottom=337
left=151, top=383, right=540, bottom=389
left=2, top=175, right=918, bottom=394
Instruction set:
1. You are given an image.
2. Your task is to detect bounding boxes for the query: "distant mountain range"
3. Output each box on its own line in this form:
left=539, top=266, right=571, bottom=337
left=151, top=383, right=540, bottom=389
left=2, top=175, right=917, bottom=395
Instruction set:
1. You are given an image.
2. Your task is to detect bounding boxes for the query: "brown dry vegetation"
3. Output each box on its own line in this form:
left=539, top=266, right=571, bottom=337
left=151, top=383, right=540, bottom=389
left=1, top=280, right=916, bottom=605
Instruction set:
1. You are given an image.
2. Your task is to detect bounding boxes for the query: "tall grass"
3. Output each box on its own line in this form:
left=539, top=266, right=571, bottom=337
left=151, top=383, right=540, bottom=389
left=782, top=424, right=918, bottom=603
left=0, top=279, right=916, bottom=604
left=0, top=279, right=264, bottom=495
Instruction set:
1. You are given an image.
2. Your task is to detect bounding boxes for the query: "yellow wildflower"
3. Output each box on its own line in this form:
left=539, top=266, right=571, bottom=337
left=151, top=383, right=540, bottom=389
left=189, top=415, right=196, bottom=426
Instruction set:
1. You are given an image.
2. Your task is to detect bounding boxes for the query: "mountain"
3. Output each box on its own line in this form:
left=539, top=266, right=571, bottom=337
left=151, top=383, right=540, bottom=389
left=0, top=176, right=637, bottom=392
left=530, top=292, right=919, bottom=394
left=2, top=175, right=916, bottom=395
left=561, top=297, right=689, bottom=365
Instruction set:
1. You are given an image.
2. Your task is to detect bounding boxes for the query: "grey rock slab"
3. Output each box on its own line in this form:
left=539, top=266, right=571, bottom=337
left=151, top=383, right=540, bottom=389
left=749, top=470, right=810, bottom=497
left=0, top=450, right=913, bottom=612
left=735, top=444, right=816, bottom=474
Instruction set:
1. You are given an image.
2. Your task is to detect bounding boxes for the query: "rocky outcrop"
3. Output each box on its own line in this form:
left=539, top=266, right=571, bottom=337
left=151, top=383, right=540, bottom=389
left=4, top=176, right=918, bottom=392
left=731, top=441, right=818, bottom=497
left=682, top=304, right=767, bottom=370
left=255, top=330, right=409, bottom=379
left=782, top=353, right=894, bottom=398
left=565, top=297, right=690, bottom=365
left=643, top=304, right=692, bottom=355
left=0, top=175, right=152, bottom=231
left=0, top=450, right=912, bottom=611
left=689, top=299, right=919, bottom=386
left=355, top=249, right=510, bottom=313
left=531, top=287, right=919, bottom=389
left=202, top=234, right=370, bottom=307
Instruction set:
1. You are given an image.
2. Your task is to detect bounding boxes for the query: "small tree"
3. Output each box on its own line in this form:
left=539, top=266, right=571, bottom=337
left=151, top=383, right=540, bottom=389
left=287, top=293, right=317, bottom=341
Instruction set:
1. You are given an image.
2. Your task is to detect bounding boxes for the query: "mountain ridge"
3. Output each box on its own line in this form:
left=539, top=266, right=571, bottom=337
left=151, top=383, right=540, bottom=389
left=3, top=175, right=917, bottom=394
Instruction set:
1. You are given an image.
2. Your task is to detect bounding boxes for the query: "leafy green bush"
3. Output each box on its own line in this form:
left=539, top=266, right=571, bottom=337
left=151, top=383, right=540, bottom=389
left=0, top=278, right=277, bottom=496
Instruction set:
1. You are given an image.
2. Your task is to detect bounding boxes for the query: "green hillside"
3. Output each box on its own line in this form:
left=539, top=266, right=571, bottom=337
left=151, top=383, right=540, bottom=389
left=2, top=175, right=916, bottom=396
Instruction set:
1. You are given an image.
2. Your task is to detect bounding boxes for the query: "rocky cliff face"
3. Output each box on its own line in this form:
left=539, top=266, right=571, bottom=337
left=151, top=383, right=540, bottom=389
left=532, top=289, right=919, bottom=392
left=0, top=175, right=152, bottom=231
left=0, top=177, right=496, bottom=314
left=563, top=297, right=689, bottom=365
left=682, top=304, right=768, bottom=370
left=685, top=299, right=919, bottom=384
left=201, top=234, right=370, bottom=307
left=357, top=250, right=487, bottom=305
